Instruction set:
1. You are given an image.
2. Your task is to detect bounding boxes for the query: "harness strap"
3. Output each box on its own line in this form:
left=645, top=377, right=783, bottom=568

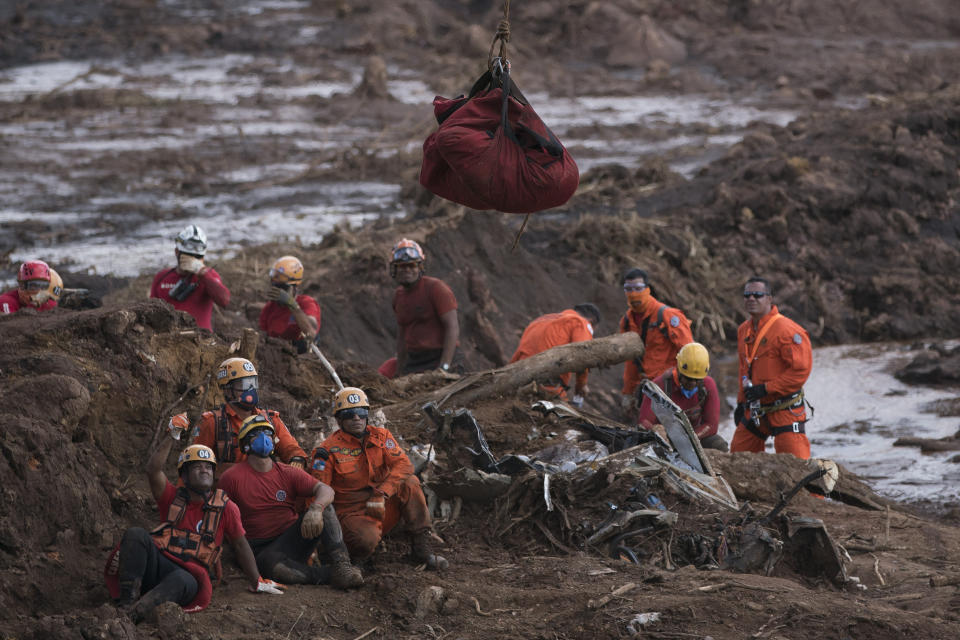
left=771, top=422, right=806, bottom=436
left=745, top=313, right=783, bottom=376
left=755, top=390, right=805, bottom=417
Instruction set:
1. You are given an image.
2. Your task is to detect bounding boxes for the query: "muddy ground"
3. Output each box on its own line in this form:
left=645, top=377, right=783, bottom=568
left=2, top=1, right=960, bottom=639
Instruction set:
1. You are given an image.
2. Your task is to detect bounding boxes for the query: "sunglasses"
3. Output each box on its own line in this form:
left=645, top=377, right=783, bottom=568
left=20, top=280, right=49, bottom=291
left=743, top=292, right=769, bottom=299
left=337, top=407, right=369, bottom=420
left=623, top=284, right=647, bottom=292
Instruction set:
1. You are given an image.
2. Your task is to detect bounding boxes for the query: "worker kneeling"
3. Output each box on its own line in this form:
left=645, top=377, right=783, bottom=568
left=311, top=387, right=448, bottom=570
left=217, top=415, right=363, bottom=589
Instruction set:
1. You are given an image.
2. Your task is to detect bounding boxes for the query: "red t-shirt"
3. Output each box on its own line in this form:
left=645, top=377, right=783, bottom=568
left=0, top=289, right=57, bottom=314
left=637, top=369, right=721, bottom=440
left=150, top=268, right=229, bottom=331
left=392, top=276, right=457, bottom=352
left=258, top=295, right=321, bottom=341
left=217, top=461, right=318, bottom=540
left=157, top=480, right=245, bottom=545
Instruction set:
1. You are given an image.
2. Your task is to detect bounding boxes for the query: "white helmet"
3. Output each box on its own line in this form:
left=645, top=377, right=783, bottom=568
left=175, top=224, right=207, bottom=256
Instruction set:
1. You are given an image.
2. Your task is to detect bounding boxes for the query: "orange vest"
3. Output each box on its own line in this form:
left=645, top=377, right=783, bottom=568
left=150, top=488, right=228, bottom=570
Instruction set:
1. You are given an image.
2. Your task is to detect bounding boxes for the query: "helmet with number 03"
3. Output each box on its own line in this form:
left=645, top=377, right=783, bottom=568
left=237, top=414, right=275, bottom=442
left=18, top=260, right=51, bottom=283
left=216, top=357, right=258, bottom=387
left=177, top=444, right=217, bottom=472
left=676, top=342, right=710, bottom=380
left=175, top=224, right=207, bottom=256
left=269, top=256, right=304, bottom=285
left=333, top=387, right=369, bottom=413
left=47, top=269, right=63, bottom=302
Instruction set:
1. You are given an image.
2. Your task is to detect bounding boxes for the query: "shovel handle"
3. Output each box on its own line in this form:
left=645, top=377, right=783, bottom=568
left=309, top=343, right=344, bottom=390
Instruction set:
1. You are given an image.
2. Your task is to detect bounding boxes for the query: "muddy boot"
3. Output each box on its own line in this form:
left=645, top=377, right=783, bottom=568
left=116, top=578, right=142, bottom=608
left=411, top=530, right=448, bottom=571
left=328, top=546, right=363, bottom=589
left=126, top=587, right=169, bottom=624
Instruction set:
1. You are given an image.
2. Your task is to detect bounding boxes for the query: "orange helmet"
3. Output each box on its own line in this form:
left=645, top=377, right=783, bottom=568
left=391, top=238, right=424, bottom=264
left=269, top=256, right=304, bottom=285
left=177, top=444, right=217, bottom=472
left=216, top=357, right=258, bottom=387
left=333, top=387, right=369, bottom=413
left=47, top=269, right=63, bottom=302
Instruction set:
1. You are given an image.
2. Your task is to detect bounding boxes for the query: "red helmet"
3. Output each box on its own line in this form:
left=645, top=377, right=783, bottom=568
left=18, top=260, right=51, bottom=283
left=390, top=238, right=425, bottom=264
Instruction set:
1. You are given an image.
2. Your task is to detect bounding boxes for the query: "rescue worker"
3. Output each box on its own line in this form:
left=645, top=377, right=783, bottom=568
left=104, top=427, right=280, bottom=623
left=0, top=260, right=58, bottom=314
left=509, top=303, right=602, bottom=406
left=637, top=342, right=729, bottom=451
left=310, top=387, right=448, bottom=570
left=731, top=277, right=813, bottom=459
left=259, top=255, right=321, bottom=354
left=618, top=268, right=693, bottom=420
left=187, top=357, right=308, bottom=472
left=217, top=415, right=363, bottom=589
left=150, top=224, right=230, bottom=331
left=388, top=238, right=461, bottom=376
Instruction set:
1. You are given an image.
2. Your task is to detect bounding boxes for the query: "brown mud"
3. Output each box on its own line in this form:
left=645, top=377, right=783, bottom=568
left=3, top=1, right=960, bottom=639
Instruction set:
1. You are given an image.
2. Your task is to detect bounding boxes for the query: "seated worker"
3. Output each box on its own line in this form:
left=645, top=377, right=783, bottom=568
left=638, top=342, right=728, bottom=452
left=187, top=357, right=307, bottom=472
left=150, top=224, right=230, bottom=331
left=509, top=303, right=601, bottom=407
left=259, top=255, right=321, bottom=354
left=310, top=387, right=448, bottom=570
left=217, top=415, right=363, bottom=589
left=389, top=238, right=462, bottom=376
left=104, top=431, right=281, bottom=624
left=0, top=260, right=59, bottom=314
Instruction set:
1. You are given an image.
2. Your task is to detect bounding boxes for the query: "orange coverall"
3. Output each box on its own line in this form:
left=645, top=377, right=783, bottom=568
left=619, top=296, right=693, bottom=395
left=310, top=425, right=431, bottom=559
left=192, top=404, right=307, bottom=473
left=509, top=309, right=594, bottom=398
left=731, top=305, right=813, bottom=459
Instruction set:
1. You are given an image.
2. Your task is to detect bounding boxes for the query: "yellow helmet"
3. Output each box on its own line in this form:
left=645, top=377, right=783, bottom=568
left=333, top=387, right=369, bottom=413
left=676, top=342, right=710, bottom=379
left=238, top=414, right=275, bottom=442
left=177, top=444, right=217, bottom=471
left=47, top=269, right=63, bottom=302
left=269, top=256, right=304, bottom=285
left=216, top=358, right=257, bottom=387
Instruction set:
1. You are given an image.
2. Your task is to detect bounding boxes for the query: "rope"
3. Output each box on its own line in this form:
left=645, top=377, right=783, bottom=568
left=487, top=0, right=511, bottom=69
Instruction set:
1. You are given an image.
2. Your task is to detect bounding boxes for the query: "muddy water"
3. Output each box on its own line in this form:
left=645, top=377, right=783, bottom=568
left=719, top=343, right=960, bottom=505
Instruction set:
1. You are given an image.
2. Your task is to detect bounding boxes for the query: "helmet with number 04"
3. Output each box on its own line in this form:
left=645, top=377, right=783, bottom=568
left=216, top=357, right=258, bottom=387
left=333, top=387, right=369, bottom=413
left=177, top=444, right=217, bottom=471
left=676, top=342, right=710, bottom=379
left=175, top=224, right=207, bottom=256
left=47, top=269, right=63, bottom=302
left=269, top=256, right=304, bottom=285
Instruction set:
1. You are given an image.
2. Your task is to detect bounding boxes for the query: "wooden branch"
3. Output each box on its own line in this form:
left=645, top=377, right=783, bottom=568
left=386, top=332, right=644, bottom=414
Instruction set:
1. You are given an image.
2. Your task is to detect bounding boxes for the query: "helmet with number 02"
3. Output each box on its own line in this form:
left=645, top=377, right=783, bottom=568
left=175, top=224, right=207, bottom=256
left=676, top=342, right=710, bottom=380
left=47, top=269, right=63, bottom=302
left=269, top=256, right=304, bottom=285
left=333, top=387, right=369, bottom=413
left=177, top=444, right=217, bottom=471
left=216, top=357, right=258, bottom=387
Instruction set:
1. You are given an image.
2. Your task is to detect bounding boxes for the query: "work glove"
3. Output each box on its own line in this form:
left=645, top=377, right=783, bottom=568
left=266, top=286, right=298, bottom=309
left=744, top=384, right=767, bottom=403
left=178, top=253, right=203, bottom=274
left=733, top=403, right=745, bottom=427
left=301, top=508, right=325, bottom=539
left=168, top=413, right=190, bottom=440
left=620, top=393, right=638, bottom=421
left=365, top=495, right=386, bottom=521
left=249, top=577, right=285, bottom=595
left=32, top=290, right=51, bottom=304
left=650, top=423, right=668, bottom=441
left=571, top=395, right=584, bottom=408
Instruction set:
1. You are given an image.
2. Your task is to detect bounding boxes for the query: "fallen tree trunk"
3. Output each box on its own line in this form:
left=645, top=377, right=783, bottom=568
left=893, top=436, right=960, bottom=452
left=385, top=332, right=644, bottom=414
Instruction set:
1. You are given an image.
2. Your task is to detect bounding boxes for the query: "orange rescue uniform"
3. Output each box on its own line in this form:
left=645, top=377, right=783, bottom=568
left=619, top=295, right=693, bottom=395
left=509, top=309, right=594, bottom=398
left=310, top=425, right=431, bottom=559
left=192, top=404, right=307, bottom=473
left=731, top=305, right=813, bottom=459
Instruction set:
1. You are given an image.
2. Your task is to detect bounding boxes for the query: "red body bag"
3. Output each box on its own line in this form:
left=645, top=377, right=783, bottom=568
left=420, top=66, right=579, bottom=214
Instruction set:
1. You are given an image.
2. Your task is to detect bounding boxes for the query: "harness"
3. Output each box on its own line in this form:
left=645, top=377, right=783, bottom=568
left=150, top=488, right=228, bottom=569
left=213, top=406, right=278, bottom=462
left=622, top=305, right=668, bottom=370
